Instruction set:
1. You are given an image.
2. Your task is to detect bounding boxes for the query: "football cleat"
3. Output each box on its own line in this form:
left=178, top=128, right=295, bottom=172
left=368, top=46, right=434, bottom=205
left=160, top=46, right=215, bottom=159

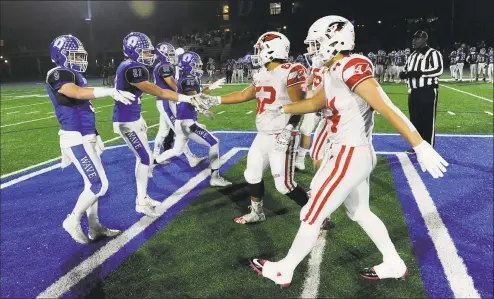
left=295, top=156, right=305, bottom=171
left=234, top=207, right=266, bottom=224
left=249, top=259, right=291, bottom=288
left=63, top=214, right=89, bottom=244
left=136, top=203, right=160, bottom=217
left=88, top=225, right=122, bottom=241
left=144, top=195, right=161, bottom=207
left=187, top=155, right=207, bottom=168
left=359, top=264, right=408, bottom=280
left=210, top=173, right=232, bottom=187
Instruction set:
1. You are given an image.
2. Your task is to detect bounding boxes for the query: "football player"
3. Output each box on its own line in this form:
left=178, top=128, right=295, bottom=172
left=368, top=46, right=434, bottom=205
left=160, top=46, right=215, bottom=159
left=449, top=50, right=457, bottom=80
left=247, top=15, right=448, bottom=286
left=476, top=48, right=488, bottom=82
left=367, top=52, right=376, bottom=65
left=385, top=51, right=397, bottom=82
left=207, top=58, right=215, bottom=78
left=152, top=42, right=206, bottom=168
left=375, top=50, right=386, bottom=83
left=466, top=47, right=478, bottom=82
left=46, top=35, right=136, bottom=244
left=193, top=32, right=311, bottom=224
left=153, top=51, right=231, bottom=187
left=395, top=50, right=407, bottom=83
left=236, top=58, right=245, bottom=83
left=114, top=32, right=207, bottom=218
left=488, top=47, right=494, bottom=83
left=456, top=47, right=466, bottom=81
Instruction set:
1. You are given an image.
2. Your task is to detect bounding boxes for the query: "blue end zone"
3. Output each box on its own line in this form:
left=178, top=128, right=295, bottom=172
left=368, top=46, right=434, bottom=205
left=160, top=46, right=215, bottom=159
left=389, top=136, right=493, bottom=298
left=1, top=132, right=492, bottom=298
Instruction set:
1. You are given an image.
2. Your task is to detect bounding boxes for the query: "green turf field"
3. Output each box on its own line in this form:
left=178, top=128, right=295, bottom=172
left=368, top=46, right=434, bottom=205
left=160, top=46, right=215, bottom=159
left=0, top=80, right=492, bottom=298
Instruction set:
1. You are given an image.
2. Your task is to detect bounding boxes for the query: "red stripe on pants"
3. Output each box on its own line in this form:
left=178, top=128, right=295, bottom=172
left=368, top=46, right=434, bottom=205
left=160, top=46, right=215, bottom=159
left=303, top=146, right=347, bottom=223
left=309, top=147, right=354, bottom=225
left=311, top=118, right=329, bottom=160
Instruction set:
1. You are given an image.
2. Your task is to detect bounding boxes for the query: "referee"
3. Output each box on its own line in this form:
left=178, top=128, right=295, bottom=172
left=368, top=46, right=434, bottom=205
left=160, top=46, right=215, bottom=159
left=399, top=30, right=443, bottom=152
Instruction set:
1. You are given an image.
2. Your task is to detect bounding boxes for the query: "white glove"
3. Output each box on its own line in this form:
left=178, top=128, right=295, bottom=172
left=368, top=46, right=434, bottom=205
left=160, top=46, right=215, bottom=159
left=275, top=124, right=294, bottom=153
left=208, top=78, right=226, bottom=90
left=413, top=141, right=449, bottom=178
left=93, top=88, right=136, bottom=105
left=187, top=94, right=218, bottom=120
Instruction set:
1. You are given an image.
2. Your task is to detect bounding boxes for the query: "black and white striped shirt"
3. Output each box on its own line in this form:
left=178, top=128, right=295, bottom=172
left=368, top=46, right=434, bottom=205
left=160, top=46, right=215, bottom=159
left=405, top=46, right=443, bottom=90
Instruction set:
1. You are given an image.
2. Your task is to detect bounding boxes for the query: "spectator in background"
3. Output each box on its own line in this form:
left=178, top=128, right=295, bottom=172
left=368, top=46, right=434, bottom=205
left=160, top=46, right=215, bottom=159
left=225, top=59, right=233, bottom=83
left=108, top=63, right=116, bottom=87
left=101, top=65, right=108, bottom=86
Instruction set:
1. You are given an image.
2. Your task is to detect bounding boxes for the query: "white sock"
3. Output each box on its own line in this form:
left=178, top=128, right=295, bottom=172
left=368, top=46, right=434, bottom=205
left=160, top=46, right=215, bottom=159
left=356, top=212, right=402, bottom=264
left=135, top=162, right=149, bottom=206
left=298, top=148, right=309, bottom=157
left=251, top=200, right=263, bottom=214
left=72, top=189, right=98, bottom=220
left=86, top=200, right=101, bottom=229
left=278, top=221, right=320, bottom=273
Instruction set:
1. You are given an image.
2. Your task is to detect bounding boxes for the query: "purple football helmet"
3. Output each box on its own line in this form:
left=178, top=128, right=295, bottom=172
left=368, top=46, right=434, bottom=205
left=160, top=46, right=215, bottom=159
left=123, top=32, right=155, bottom=66
left=50, top=35, right=88, bottom=72
left=178, top=51, right=203, bottom=77
left=155, top=42, right=176, bottom=64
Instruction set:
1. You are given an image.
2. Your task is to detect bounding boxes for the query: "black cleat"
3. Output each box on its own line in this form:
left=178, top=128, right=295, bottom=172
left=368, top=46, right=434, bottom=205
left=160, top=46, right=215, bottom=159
left=359, top=267, right=408, bottom=281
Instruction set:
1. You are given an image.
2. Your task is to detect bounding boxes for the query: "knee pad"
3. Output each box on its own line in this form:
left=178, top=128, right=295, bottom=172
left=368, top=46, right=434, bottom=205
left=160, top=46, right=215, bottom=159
left=249, top=180, right=265, bottom=198
left=300, top=114, right=317, bottom=136
left=244, top=168, right=263, bottom=185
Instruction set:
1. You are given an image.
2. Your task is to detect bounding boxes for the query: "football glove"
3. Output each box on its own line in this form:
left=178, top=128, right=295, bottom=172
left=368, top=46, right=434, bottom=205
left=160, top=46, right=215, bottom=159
left=413, top=141, right=449, bottom=178
left=188, top=94, right=217, bottom=120
left=275, top=124, right=294, bottom=153
left=208, top=78, right=226, bottom=90
left=93, top=88, right=136, bottom=105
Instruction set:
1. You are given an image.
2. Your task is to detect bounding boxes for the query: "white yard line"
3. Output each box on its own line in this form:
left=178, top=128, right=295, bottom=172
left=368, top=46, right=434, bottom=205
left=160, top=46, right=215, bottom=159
left=0, top=116, right=56, bottom=128
left=396, top=153, right=480, bottom=298
left=217, top=111, right=226, bottom=115
left=36, top=147, right=245, bottom=298
left=485, top=111, right=493, bottom=116
left=439, top=84, right=493, bottom=103
left=1, top=102, right=50, bottom=111
left=246, top=110, right=253, bottom=115
left=6, top=111, right=20, bottom=115
left=300, top=231, right=327, bottom=299
left=25, top=111, right=40, bottom=115
left=447, top=111, right=456, bottom=115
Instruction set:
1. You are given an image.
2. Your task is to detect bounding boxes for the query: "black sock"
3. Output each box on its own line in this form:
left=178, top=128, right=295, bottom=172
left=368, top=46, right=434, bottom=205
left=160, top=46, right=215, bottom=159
left=286, top=186, right=309, bottom=207
left=211, top=168, right=218, bottom=175
left=153, top=159, right=159, bottom=165
left=163, top=131, right=175, bottom=151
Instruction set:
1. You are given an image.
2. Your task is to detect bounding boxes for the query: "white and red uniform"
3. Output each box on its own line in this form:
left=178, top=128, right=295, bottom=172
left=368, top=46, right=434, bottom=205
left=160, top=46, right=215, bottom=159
left=300, top=54, right=377, bottom=226
left=307, top=66, right=331, bottom=161
left=245, top=63, right=306, bottom=194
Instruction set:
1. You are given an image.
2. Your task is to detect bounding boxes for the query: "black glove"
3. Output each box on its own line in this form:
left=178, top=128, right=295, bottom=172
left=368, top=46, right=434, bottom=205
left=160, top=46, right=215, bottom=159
left=399, top=71, right=408, bottom=79
left=407, top=70, right=423, bottom=78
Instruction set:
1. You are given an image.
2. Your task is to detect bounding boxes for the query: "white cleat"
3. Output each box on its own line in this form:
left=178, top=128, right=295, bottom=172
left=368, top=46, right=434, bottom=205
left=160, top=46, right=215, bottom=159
left=63, top=214, right=89, bottom=244
left=144, top=195, right=161, bottom=207
left=88, top=225, right=122, bottom=241
left=187, top=156, right=207, bottom=168
left=136, top=203, right=160, bottom=217
left=295, top=156, right=305, bottom=171
left=210, top=174, right=232, bottom=187
left=233, top=207, right=266, bottom=224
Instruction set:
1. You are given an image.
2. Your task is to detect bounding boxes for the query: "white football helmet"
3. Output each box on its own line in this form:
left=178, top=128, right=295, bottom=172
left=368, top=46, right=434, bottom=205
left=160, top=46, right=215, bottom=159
left=304, top=16, right=355, bottom=68
left=251, top=31, right=290, bottom=67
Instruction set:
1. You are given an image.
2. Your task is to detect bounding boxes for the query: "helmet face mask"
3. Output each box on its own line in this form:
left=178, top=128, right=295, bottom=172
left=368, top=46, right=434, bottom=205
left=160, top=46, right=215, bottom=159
left=304, top=16, right=355, bottom=68
left=251, top=32, right=290, bottom=67
left=50, top=35, right=88, bottom=72
left=123, top=32, right=156, bottom=66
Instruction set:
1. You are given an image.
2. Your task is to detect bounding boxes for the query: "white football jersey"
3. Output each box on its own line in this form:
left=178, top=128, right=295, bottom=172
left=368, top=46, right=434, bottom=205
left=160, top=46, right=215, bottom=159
left=253, top=63, right=306, bottom=133
left=322, top=54, right=375, bottom=146
left=311, top=66, right=330, bottom=117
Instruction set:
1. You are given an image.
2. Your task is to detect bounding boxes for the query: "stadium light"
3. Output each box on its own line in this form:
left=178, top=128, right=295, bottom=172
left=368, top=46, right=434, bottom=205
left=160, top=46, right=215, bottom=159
left=378, top=20, right=382, bottom=24
left=283, top=25, right=287, bottom=30
left=85, top=18, right=91, bottom=21
left=0, top=56, right=2, bottom=59
left=4, top=60, right=8, bottom=63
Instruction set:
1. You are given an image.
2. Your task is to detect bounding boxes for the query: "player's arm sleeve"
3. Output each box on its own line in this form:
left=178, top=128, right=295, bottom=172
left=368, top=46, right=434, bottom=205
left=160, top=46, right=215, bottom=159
left=287, top=64, right=307, bottom=87
left=342, top=58, right=374, bottom=91
left=46, top=69, right=76, bottom=90
left=125, top=65, right=149, bottom=84
left=159, top=64, right=175, bottom=78
left=422, top=50, right=443, bottom=77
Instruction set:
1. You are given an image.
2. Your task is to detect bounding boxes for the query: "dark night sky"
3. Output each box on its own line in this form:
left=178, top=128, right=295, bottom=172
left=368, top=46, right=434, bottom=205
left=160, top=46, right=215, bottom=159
left=1, top=0, right=493, bottom=53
